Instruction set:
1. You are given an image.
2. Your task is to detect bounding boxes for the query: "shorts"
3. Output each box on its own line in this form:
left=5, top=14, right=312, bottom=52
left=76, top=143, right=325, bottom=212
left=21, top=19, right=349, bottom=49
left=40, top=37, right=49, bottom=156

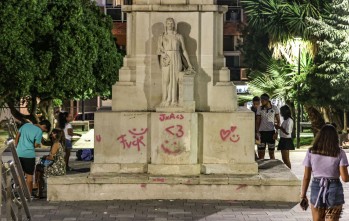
left=258, top=131, right=276, bottom=151
left=19, top=157, right=36, bottom=175
left=310, top=178, right=344, bottom=208
left=277, top=138, right=295, bottom=150
left=65, top=139, right=72, bottom=150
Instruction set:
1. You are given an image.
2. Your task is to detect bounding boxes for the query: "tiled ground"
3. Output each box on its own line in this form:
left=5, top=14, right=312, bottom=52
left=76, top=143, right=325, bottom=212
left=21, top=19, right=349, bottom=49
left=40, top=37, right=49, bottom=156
left=2, top=151, right=349, bottom=220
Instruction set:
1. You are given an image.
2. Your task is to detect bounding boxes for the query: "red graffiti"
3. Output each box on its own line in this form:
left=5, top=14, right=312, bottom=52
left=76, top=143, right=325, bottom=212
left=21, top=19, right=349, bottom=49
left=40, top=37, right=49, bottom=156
left=159, top=113, right=184, bottom=122
left=95, top=135, right=101, bottom=142
left=161, top=144, right=183, bottom=155
left=220, top=126, right=240, bottom=143
left=117, top=128, right=148, bottom=151
left=165, top=125, right=184, bottom=138
left=230, top=135, right=240, bottom=143
left=220, top=129, right=231, bottom=141
left=236, top=184, right=248, bottom=190
left=160, top=124, right=185, bottom=155
left=140, top=184, right=147, bottom=188
left=152, top=178, right=165, bottom=182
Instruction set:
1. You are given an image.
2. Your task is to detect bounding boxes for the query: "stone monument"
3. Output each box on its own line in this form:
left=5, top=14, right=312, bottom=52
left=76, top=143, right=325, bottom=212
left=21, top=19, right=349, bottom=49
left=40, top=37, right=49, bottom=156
left=48, top=0, right=300, bottom=202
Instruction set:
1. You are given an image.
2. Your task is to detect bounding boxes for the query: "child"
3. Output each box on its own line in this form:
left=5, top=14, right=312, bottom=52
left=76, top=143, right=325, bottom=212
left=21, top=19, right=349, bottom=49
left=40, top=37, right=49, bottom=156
left=275, top=105, right=294, bottom=168
left=301, top=124, right=349, bottom=220
left=58, top=112, right=80, bottom=171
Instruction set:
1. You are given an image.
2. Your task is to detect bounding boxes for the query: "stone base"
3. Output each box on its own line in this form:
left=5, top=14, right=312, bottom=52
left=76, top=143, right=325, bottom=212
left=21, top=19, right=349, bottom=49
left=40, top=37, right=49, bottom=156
left=90, top=163, right=147, bottom=174
left=155, top=103, right=195, bottom=113
left=47, top=160, right=301, bottom=202
left=201, top=163, right=258, bottom=175
left=148, top=164, right=200, bottom=176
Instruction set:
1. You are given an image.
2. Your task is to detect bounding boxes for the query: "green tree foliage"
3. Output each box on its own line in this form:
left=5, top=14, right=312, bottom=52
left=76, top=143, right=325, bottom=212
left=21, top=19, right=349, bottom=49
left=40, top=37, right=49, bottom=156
left=241, top=0, right=330, bottom=43
left=0, top=0, right=123, bottom=123
left=307, top=0, right=349, bottom=109
left=240, top=0, right=341, bottom=132
left=241, top=0, right=330, bottom=69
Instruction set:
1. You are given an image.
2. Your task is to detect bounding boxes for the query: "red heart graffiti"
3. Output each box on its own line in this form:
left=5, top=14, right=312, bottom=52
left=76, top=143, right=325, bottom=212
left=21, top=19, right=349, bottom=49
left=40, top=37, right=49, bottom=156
left=230, top=126, right=237, bottom=133
left=220, top=129, right=231, bottom=141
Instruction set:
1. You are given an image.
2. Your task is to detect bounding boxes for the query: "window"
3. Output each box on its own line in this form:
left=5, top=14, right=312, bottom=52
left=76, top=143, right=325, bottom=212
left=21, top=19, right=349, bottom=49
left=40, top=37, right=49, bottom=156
left=106, top=6, right=127, bottom=22
left=225, top=55, right=240, bottom=68
left=225, top=7, right=243, bottom=22
left=217, top=0, right=241, bottom=6
left=223, top=35, right=243, bottom=51
left=223, top=36, right=234, bottom=51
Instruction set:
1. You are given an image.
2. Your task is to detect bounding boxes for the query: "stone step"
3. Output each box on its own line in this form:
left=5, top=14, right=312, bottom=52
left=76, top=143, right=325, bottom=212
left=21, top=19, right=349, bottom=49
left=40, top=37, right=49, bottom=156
left=47, top=160, right=300, bottom=202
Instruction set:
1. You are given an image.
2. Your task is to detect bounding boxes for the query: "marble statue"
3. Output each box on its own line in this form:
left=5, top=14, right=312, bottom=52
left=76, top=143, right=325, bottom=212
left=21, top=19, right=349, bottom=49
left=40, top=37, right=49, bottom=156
left=157, top=18, right=194, bottom=107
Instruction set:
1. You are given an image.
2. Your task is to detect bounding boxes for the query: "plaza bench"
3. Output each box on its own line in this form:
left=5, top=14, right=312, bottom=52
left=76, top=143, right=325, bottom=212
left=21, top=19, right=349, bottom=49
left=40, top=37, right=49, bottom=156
left=71, top=121, right=90, bottom=131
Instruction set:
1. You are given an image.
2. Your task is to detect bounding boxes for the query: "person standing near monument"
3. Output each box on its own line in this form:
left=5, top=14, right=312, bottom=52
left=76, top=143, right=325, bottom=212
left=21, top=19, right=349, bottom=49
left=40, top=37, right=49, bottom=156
left=251, top=96, right=261, bottom=160
left=251, top=96, right=261, bottom=114
left=255, top=93, right=280, bottom=159
left=58, top=111, right=80, bottom=171
left=275, top=105, right=294, bottom=168
left=157, top=17, right=193, bottom=107
left=14, top=120, right=51, bottom=195
left=301, top=124, right=349, bottom=220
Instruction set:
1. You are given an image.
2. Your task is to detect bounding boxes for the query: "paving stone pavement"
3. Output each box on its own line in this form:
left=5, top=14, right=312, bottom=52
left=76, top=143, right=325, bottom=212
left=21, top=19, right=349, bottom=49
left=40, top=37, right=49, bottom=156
left=2, top=151, right=349, bottom=220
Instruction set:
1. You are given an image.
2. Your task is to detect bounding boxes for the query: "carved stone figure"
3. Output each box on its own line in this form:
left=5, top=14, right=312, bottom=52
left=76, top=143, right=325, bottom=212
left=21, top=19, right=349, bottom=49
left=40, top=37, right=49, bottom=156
left=157, top=18, right=194, bottom=107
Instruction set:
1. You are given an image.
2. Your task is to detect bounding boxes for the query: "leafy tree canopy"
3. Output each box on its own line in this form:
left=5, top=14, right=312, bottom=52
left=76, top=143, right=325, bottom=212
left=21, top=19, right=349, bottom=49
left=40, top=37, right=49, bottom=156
left=307, top=0, right=349, bottom=109
left=0, top=0, right=123, bottom=122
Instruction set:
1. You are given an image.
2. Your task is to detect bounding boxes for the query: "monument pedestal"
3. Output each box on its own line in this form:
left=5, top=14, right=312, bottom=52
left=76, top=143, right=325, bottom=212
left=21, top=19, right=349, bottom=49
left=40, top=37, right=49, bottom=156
left=91, top=112, right=150, bottom=174
left=47, top=0, right=300, bottom=202
left=200, top=112, right=258, bottom=174
left=149, top=112, right=199, bottom=175
left=48, top=160, right=300, bottom=202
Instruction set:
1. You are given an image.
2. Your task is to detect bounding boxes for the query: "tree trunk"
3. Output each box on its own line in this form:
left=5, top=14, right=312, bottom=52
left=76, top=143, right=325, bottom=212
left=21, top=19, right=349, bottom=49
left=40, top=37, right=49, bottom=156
left=304, top=104, right=325, bottom=136
left=38, top=99, right=54, bottom=131
left=47, top=100, right=54, bottom=131
left=344, top=110, right=348, bottom=133
left=330, top=108, right=343, bottom=132
left=7, top=100, right=38, bottom=124
left=321, top=107, right=330, bottom=123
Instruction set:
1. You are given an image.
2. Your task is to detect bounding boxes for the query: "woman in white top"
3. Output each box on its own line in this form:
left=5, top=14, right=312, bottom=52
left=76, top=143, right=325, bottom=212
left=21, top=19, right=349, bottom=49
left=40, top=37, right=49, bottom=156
left=275, top=105, right=294, bottom=168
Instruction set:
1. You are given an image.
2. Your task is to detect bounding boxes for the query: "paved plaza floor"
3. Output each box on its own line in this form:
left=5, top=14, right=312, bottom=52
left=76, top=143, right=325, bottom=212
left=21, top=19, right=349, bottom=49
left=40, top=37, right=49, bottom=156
left=2, top=151, right=349, bottom=220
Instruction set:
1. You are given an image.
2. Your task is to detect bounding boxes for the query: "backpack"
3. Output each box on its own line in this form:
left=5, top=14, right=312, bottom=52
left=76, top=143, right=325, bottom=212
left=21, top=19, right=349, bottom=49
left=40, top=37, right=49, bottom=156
left=76, top=149, right=94, bottom=161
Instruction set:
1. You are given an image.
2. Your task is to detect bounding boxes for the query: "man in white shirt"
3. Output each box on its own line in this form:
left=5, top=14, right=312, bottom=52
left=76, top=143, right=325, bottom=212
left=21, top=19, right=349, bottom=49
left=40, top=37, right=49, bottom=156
left=255, top=94, right=280, bottom=159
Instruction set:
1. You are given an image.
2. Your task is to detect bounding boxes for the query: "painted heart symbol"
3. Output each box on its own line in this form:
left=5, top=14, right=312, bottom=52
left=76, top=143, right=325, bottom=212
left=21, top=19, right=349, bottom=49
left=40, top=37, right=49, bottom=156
left=230, top=126, right=237, bottom=133
left=220, top=129, right=231, bottom=141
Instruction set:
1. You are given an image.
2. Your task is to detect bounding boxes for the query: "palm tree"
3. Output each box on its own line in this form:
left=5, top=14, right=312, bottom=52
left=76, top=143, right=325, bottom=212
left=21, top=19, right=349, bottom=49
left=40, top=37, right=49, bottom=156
left=241, top=0, right=333, bottom=135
